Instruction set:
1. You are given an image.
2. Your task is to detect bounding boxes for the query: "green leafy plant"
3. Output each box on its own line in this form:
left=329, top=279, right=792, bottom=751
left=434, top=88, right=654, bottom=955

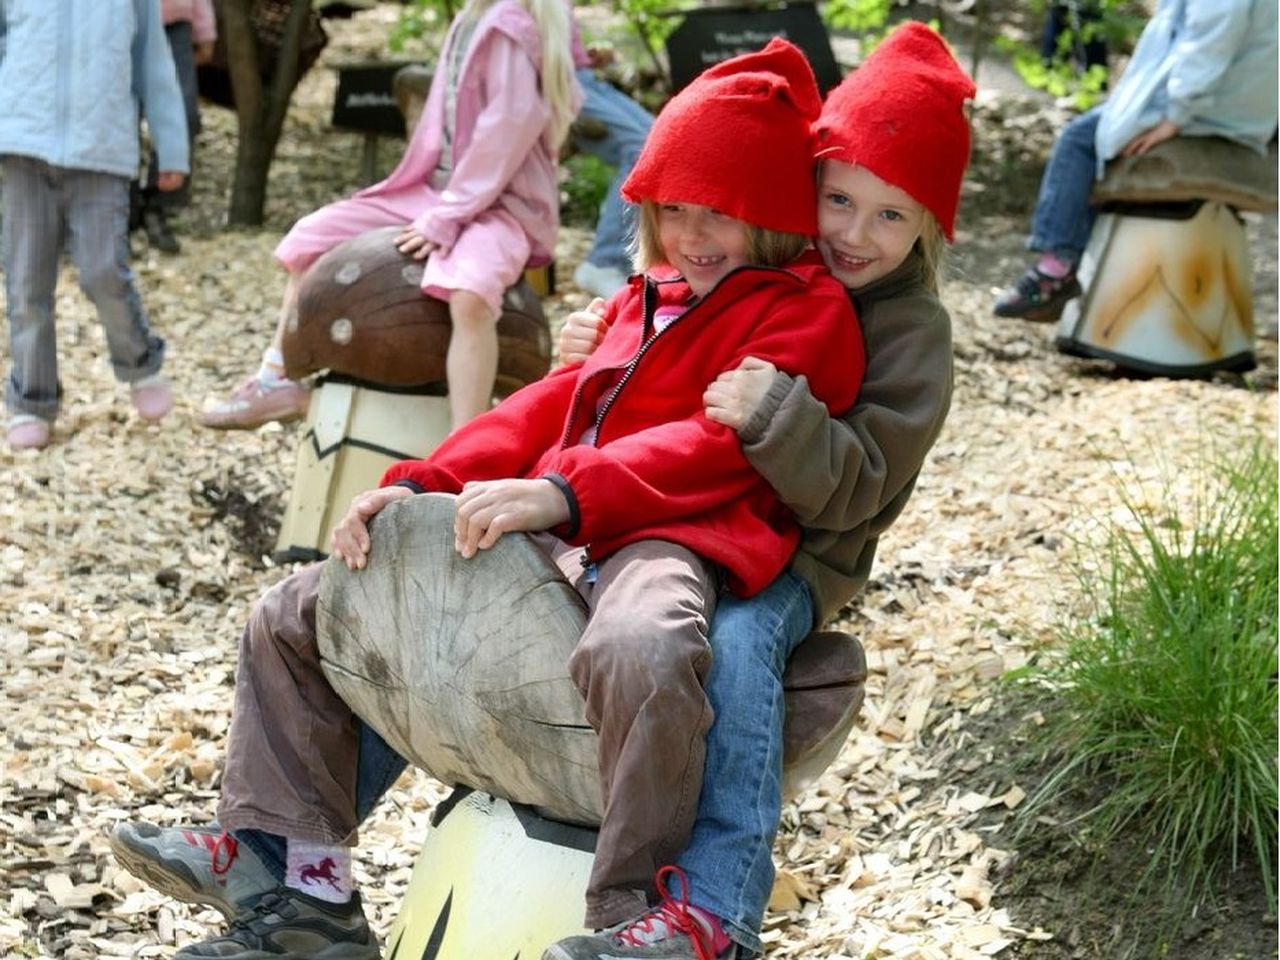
left=387, top=0, right=456, bottom=54
left=559, top=153, right=616, bottom=228
left=999, top=0, right=1146, bottom=109
left=1015, top=438, right=1279, bottom=941
left=822, top=0, right=894, bottom=34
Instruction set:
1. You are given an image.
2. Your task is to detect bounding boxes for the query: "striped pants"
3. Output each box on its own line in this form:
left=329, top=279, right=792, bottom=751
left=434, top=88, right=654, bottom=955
left=2, top=155, right=165, bottom=421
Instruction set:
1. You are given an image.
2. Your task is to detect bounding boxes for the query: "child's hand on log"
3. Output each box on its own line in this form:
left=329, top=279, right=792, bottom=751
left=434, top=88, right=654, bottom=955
left=558, top=298, right=609, bottom=364
left=395, top=225, right=441, bottom=261
left=454, top=479, right=570, bottom=558
left=331, top=485, right=415, bottom=569
left=704, top=356, right=778, bottom=431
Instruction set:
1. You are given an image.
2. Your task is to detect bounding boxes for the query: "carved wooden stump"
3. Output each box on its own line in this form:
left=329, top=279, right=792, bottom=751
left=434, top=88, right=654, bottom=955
left=282, top=226, right=552, bottom=397
left=316, top=493, right=867, bottom=826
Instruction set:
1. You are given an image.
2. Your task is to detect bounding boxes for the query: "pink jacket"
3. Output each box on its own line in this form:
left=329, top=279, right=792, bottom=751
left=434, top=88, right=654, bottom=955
left=354, top=0, right=579, bottom=264
left=161, top=0, right=216, bottom=44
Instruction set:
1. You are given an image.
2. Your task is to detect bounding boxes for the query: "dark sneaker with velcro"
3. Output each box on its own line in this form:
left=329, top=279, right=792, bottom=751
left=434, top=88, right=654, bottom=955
left=993, top=266, right=1082, bottom=321
left=174, top=888, right=379, bottom=959
left=110, top=821, right=275, bottom=920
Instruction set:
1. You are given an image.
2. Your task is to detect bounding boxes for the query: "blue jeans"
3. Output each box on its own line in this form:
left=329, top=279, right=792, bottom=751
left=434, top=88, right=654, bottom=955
left=1028, top=106, right=1103, bottom=262
left=678, top=571, right=814, bottom=957
left=573, top=69, right=653, bottom=273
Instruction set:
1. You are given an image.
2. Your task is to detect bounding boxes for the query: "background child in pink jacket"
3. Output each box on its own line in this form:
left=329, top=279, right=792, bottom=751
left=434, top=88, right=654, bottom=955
left=200, top=0, right=579, bottom=433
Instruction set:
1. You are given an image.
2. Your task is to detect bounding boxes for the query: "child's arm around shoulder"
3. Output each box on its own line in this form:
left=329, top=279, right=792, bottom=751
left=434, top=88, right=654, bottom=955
left=725, top=272, right=864, bottom=418
left=735, top=292, right=953, bottom=532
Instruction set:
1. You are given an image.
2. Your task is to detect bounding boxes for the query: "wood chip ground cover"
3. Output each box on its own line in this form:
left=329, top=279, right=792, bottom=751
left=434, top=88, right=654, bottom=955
left=1, top=8, right=1275, bottom=958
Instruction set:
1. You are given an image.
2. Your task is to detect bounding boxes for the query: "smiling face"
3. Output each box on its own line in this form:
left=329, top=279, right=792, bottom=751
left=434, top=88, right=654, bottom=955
left=816, top=160, right=927, bottom=291
left=655, top=202, right=754, bottom=298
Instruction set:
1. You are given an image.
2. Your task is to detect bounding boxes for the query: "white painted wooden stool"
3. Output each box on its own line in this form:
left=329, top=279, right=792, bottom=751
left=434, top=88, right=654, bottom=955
left=1056, top=137, right=1277, bottom=376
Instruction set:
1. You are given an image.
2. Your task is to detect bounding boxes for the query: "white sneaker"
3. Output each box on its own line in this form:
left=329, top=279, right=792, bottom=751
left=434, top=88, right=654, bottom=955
left=573, top=261, right=629, bottom=300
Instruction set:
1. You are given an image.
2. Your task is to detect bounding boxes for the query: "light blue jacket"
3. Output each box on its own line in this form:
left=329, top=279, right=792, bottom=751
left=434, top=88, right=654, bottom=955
left=0, top=0, right=189, bottom=179
left=1095, top=0, right=1278, bottom=172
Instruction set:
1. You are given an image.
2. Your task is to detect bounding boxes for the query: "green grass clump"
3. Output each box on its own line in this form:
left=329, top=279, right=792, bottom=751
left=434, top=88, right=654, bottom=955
left=560, top=153, right=616, bottom=229
left=1020, top=439, right=1278, bottom=922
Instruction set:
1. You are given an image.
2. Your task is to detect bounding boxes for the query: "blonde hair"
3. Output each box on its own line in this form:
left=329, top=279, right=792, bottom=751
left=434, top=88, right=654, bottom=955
left=525, top=0, right=577, bottom=148
left=464, top=0, right=576, bottom=149
left=631, top=201, right=810, bottom=273
left=915, top=212, right=946, bottom=295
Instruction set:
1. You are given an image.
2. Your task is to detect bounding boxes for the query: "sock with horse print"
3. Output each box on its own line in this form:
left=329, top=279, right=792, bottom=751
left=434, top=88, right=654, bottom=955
left=285, top=839, right=353, bottom=903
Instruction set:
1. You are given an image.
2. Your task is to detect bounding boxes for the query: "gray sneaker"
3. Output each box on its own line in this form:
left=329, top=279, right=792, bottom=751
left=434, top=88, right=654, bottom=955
left=174, top=888, right=379, bottom=959
left=543, top=901, right=735, bottom=960
left=110, top=822, right=276, bottom=920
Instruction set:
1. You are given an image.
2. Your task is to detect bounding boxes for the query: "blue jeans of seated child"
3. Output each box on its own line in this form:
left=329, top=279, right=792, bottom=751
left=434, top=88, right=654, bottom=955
left=240, top=572, right=812, bottom=958
left=1028, top=106, right=1103, bottom=263
left=678, top=571, right=814, bottom=957
left=573, top=69, right=653, bottom=274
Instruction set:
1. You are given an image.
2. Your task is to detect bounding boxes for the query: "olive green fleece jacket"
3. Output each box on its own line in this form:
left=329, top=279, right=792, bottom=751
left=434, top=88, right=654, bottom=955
left=736, top=250, right=953, bottom=626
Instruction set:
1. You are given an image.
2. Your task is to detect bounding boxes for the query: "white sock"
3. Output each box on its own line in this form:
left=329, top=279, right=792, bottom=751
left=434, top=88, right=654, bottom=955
left=285, top=839, right=353, bottom=903
left=258, top=347, right=288, bottom=387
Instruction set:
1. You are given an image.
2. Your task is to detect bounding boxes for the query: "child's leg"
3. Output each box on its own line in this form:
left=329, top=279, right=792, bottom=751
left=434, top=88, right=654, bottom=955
left=676, top=571, right=814, bottom=956
left=566, top=540, right=718, bottom=930
left=110, top=562, right=379, bottom=957
left=2, top=156, right=66, bottom=424
left=422, top=209, right=531, bottom=429
left=218, top=563, right=362, bottom=848
left=63, top=169, right=166, bottom=384
left=573, top=69, right=652, bottom=278
left=445, top=290, right=500, bottom=427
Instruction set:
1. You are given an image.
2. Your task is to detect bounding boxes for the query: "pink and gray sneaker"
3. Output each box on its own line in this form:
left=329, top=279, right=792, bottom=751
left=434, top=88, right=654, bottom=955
left=543, top=866, right=736, bottom=960
left=110, top=821, right=276, bottom=920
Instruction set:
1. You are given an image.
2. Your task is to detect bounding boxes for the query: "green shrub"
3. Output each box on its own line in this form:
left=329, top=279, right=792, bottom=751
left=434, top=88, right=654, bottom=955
left=1017, top=439, right=1278, bottom=929
left=560, top=153, right=616, bottom=228
left=999, top=0, right=1147, bottom=110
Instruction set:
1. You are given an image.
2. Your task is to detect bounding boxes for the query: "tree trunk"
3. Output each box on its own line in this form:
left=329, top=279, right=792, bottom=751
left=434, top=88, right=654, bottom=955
left=222, top=0, right=317, bottom=226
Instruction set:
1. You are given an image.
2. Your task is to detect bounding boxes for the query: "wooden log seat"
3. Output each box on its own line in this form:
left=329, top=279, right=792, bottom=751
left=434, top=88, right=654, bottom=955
left=1091, top=136, right=1278, bottom=213
left=316, top=493, right=867, bottom=828
left=281, top=225, right=552, bottom=397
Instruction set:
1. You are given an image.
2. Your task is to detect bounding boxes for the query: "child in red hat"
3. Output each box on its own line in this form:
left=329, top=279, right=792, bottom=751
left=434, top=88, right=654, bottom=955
left=109, top=37, right=863, bottom=960
left=554, top=22, right=974, bottom=960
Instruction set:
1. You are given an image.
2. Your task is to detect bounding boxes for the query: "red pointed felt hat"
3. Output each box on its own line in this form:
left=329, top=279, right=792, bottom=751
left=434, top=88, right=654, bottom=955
left=814, top=21, right=976, bottom=240
left=622, top=37, right=823, bottom=236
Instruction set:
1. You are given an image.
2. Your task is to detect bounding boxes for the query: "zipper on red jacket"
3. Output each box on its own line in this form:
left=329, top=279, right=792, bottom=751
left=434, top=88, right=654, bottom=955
left=562, top=262, right=811, bottom=569
left=592, top=263, right=802, bottom=443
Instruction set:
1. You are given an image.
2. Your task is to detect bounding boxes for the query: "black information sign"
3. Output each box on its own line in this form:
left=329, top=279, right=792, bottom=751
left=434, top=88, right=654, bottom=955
left=665, top=2, right=841, bottom=94
left=331, top=61, right=416, bottom=137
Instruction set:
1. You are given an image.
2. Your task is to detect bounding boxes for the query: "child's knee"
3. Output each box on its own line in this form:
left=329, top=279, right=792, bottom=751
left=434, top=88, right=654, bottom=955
left=77, top=260, right=127, bottom=301
left=569, top=613, right=711, bottom=701
left=243, top=566, right=322, bottom=660
left=448, top=290, right=499, bottom=330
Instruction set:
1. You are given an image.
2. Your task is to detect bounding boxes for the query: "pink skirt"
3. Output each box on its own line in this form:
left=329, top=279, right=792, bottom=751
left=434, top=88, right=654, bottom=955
left=273, top=187, right=532, bottom=316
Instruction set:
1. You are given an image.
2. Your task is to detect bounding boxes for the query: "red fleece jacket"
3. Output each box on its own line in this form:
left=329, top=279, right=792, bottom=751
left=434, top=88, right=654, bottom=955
left=382, top=251, right=864, bottom=596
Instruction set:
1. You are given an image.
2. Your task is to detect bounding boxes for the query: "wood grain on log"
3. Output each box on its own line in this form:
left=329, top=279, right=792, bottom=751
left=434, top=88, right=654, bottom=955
left=317, top=493, right=866, bottom=826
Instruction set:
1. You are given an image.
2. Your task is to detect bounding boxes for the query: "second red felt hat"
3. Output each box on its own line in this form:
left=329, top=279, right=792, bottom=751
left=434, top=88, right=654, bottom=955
left=813, top=22, right=976, bottom=240
left=621, top=37, right=822, bottom=236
